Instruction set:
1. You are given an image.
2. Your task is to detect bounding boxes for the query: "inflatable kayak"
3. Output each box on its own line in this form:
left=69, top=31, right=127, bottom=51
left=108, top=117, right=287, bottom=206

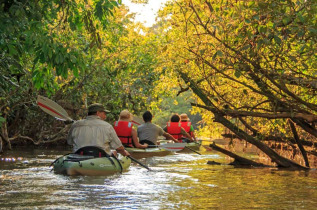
left=158, top=140, right=201, bottom=152
left=125, top=147, right=172, bottom=158
left=53, top=154, right=131, bottom=176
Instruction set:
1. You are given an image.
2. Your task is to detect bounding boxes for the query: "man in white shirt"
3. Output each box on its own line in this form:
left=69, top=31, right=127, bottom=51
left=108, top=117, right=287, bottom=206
left=67, top=103, right=130, bottom=157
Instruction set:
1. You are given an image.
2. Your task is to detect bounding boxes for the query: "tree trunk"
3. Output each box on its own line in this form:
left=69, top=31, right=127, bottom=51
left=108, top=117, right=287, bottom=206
left=209, top=143, right=269, bottom=167
left=180, top=71, right=309, bottom=170
left=0, top=135, right=2, bottom=153
left=1, top=121, right=11, bottom=150
left=289, top=120, right=310, bottom=167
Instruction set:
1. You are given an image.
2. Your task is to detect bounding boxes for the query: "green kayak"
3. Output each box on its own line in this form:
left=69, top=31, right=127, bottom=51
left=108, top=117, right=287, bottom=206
left=53, top=154, right=131, bottom=176
left=125, top=147, right=172, bottom=158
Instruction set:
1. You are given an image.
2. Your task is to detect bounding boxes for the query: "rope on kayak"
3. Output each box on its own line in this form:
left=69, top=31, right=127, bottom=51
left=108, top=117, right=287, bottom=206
left=112, top=155, right=123, bottom=173
left=107, top=156, right=117, bottom=168
left=50, top=153, right=72, bottom=168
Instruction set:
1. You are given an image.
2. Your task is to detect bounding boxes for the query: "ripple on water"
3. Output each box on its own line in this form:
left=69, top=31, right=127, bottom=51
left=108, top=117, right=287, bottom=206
left=1, top=149, right=317, bottom=210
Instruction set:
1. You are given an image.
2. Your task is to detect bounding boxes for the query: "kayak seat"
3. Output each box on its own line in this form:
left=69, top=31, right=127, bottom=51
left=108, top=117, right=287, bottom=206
left=75, top=146, right=109, bottom=158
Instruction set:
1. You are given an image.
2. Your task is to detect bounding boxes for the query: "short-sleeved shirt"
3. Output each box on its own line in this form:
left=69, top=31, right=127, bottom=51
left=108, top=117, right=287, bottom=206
left=67, top=115, right=123, bottom=155
left=137, top=122, right=164, bottom=145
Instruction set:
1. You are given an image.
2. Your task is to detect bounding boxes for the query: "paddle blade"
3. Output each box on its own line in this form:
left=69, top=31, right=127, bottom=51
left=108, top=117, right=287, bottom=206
left=159, top=143, right=187, bottom=152
left=37, top=95, right=73, bottom=121
left=131, top=116, right=144, bottom=126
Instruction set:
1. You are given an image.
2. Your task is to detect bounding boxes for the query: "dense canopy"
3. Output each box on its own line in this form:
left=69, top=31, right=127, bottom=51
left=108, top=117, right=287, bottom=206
left=0, top=0, right=316, bottom=169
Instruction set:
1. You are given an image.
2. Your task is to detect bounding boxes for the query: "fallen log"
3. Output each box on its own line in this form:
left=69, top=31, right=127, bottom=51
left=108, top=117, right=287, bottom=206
left=209, top=142, right=270, bottom=167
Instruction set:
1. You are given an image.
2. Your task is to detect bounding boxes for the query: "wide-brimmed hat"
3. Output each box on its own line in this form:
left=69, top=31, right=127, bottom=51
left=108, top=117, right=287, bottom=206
left=180, top=113, right=189, bottom=121
left=119, top=110, right=132, bottom=121
left=88, top=103, right=110, bottom=113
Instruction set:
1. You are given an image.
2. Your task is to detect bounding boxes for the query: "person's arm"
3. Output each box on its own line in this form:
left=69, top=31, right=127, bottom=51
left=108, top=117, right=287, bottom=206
left=190, top=125, right=197, bottom=141
left=109, top=125, right=130, bottom=156
left=163, top=132, right=179, bottom=143
left=131, top=128, right=148, bottom=148
left=115, top=146, right=130, bottom=156
left=181, top=128, right=193, bottom=141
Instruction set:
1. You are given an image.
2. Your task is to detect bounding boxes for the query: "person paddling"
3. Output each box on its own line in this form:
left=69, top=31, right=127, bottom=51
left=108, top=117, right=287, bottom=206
left=137, top=111, right=179, bottom=145
left=67, top=103, right=130, bottom=157
left=180, top=113, right=197, bottom=142
left=114, top=110, right=148, bottom=149
left=164, top=114, right=193, bottom=143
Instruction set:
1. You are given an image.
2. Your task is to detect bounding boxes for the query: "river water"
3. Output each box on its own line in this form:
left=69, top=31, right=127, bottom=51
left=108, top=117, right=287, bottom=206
left=1, top=146, right=317, bottom=209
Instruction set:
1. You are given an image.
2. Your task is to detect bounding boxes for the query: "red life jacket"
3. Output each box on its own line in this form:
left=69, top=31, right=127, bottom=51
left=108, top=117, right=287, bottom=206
left=181, top=121, right=193, bottom=137
left=166, top=122, right=182, bottom=140
left=113, top=121, right=133, bottom=147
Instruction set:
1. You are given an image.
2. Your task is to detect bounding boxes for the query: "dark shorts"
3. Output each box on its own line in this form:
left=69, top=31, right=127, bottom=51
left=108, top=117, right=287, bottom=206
left=181, top=138, right=191, bottom=143
left=139, top=140, right=156, bottom=146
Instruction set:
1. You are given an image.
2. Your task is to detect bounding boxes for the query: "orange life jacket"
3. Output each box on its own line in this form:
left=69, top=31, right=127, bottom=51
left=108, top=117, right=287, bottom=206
left=114, top=121, right=133, bottom=147
left=181, top=121, right=193, bottom=137
left=166, top=122, right=182, bottom=140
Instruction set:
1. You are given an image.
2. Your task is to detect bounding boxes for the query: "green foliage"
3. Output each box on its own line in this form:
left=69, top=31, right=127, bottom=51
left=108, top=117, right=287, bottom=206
left=0, top=0, right=121, bottom=93
left=154, top=0, right=317, bottom=139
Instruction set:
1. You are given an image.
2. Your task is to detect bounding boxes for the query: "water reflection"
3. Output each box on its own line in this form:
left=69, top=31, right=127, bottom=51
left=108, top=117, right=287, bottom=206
left=0, top=148, right=317, bottom=209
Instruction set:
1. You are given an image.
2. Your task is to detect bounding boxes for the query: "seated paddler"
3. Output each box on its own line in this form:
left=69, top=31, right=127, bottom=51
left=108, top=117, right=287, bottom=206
left=137, top=111, right=179, bottom=146
left=113, top=110, right=148, bottom=149
left=163, top=114, right=193, bottom=143
left=67, top=103, right=130, bottom=157
left=180, top=113, right=197, bottom=142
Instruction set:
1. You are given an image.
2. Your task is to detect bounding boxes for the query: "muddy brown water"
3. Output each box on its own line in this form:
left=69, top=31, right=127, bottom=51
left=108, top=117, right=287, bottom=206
left=1, top=145, right=317, bottom=209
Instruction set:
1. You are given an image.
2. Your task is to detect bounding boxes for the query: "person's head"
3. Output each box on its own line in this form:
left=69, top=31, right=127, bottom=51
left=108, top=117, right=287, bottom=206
left=119, top=110, right=132, bottom=121
left=170, top=114, right=180, bottom=122
left=143, top=111, right=152, bottom=122
left=88, top=103, right=110, bottom=120
left=180, top=113, right=189, bottom=122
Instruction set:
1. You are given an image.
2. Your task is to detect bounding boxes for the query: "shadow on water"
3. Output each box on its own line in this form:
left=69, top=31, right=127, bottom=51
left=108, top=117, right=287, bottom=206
left=1, top=147, right=317, bottom=209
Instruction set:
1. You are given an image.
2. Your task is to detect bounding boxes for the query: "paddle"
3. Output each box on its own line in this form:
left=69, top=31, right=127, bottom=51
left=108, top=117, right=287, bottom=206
left=198, top=139, right=223, bottom=142
left=184, top=146, right=202, bottom=155
left=128, top=156, right=151, bottom=171
left=37, top=95, right=73, bottom=122
left=131, top=116, right=144, bottom=126
left=147, top=143, right=187, bottom=152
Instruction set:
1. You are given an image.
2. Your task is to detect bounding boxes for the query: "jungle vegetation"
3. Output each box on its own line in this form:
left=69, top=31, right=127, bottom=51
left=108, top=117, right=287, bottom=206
left=0, top=0, right=316, bottom=169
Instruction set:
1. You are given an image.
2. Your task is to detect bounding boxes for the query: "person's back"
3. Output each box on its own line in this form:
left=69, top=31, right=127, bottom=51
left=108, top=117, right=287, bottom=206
left=69, top=116, right=118, bottom=153
left=180, top=121, right=191, bottom=133
left=114, top=120, right=133, bottom=147
left=180, top=113, right=197, bottom=141
left=166, top=121, right=182, bottom=140
left=137, top=122, right=163, bottom=145
left=137, top=111, right=179, bottom=145
left=114, top=110, right=148, bottom=149
left=164, top=114, right=193, bottom=143
left=67, top=103, right=130, bottom=156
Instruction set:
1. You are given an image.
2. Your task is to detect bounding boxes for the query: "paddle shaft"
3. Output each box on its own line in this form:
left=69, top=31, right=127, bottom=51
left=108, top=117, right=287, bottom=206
left=185, top=146, right=201, bottom=155
left=128, top=156, right=151, bottom=171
